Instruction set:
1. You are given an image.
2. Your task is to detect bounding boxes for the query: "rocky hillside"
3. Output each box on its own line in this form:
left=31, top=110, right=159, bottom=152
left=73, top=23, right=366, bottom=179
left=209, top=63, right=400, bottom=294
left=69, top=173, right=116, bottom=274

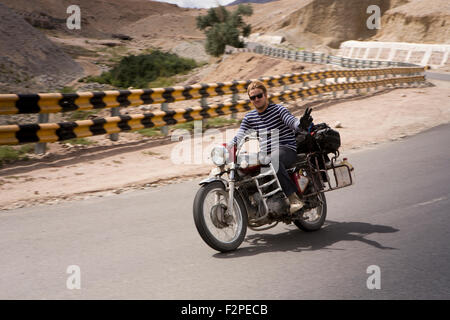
left=245, top=0, right=450, bottom=48
left=0, top=0, right=448, bottom=94
left=0, top=0, right=186, bottom=38
left=0, top=3, right=83, bottom=93
left=374, top=0, right=450, bottom=43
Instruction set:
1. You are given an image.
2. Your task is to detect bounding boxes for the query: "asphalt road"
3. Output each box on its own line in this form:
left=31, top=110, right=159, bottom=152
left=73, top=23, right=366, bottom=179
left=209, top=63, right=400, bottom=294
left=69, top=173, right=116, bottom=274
left=0, top=124, right=449, bottom=299
left=425, top=71, right=450, bottom=82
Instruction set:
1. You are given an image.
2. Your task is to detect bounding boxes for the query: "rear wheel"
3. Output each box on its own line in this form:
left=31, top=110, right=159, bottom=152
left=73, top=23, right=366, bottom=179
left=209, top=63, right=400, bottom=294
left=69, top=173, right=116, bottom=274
left=193, top=181, right=248, bottom=252
left=294, top=192, right=327, bottom=232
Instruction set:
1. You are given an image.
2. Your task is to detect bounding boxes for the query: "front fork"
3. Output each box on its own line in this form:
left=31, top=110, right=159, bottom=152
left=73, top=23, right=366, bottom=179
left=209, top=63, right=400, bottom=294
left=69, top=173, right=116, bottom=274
left=227, top=164, right=236, bottom=216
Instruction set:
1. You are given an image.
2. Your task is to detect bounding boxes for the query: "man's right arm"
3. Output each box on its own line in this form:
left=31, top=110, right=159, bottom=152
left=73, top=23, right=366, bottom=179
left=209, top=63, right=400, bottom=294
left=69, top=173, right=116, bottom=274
left=228, top=116, right=251, bottom=149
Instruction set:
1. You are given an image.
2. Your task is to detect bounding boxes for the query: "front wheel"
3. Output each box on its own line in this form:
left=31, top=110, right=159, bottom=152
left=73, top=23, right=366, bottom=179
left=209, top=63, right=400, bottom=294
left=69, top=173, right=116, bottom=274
left=193, top=181, right=248, bottom=252
left=294, top=192, right=327, bottom=232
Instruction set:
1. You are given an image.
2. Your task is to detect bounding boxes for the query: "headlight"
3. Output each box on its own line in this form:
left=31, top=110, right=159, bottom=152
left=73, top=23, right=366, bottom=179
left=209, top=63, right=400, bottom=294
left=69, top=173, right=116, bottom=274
left=211, top=146, right=229, bottom=166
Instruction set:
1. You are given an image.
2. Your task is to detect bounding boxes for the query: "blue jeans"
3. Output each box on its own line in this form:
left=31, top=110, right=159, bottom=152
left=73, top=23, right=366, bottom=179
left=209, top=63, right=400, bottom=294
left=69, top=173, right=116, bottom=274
left=270, top=146, right=298, bottom=197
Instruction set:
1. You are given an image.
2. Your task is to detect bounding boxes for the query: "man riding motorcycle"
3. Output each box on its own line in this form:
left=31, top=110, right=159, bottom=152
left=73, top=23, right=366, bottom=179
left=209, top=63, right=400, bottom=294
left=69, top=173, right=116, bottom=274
left=228, top=80, right=314, bottom=214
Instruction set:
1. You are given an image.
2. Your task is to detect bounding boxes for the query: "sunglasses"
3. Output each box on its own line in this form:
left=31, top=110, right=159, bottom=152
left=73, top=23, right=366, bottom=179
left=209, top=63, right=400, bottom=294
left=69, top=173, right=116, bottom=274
left=249, top=93, right=264, bottom=101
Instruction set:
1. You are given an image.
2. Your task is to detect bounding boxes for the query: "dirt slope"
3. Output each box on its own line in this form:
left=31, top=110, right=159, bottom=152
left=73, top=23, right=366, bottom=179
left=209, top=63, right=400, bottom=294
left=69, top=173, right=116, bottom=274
left=0, top=0, right=187, bottom=38
left=193, top=52, right=312, bottom=84
left=0, top=3, right=83, bottom=93
left=118, top=6, right=203, bottom=41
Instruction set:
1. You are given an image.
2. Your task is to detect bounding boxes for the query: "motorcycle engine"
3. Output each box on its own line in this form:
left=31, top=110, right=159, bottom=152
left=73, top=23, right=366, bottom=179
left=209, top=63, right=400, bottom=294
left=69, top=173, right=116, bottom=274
left=251, top=192, right=289, bottom=218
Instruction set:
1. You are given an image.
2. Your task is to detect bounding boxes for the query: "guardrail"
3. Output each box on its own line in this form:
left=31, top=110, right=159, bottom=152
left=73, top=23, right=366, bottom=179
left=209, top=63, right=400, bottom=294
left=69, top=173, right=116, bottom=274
left=0, top=37, right=428, bottom=152
left=339, top=40, right=450, bottom=68
left=0, top=73, right=425, bottom=145
left=0, top=67, right=424, bottom=115
left=250, top=43, right=419, bottom=68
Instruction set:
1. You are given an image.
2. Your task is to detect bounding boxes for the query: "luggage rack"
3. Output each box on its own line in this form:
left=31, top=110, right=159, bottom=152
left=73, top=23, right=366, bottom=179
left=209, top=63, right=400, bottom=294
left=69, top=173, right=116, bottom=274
left=302, top=151, right=354, bottom=198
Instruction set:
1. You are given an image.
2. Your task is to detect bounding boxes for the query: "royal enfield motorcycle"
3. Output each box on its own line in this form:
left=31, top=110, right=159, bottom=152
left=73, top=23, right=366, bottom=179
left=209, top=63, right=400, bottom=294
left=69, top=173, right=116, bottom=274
left=193, top=121, right=354, bottom=252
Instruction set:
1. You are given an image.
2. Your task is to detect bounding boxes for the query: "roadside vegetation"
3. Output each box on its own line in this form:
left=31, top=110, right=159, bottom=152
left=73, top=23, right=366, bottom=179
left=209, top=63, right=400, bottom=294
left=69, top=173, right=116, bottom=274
left=196, top=4, right=253, bottom=56
left=0, top=144, right=34, bottom=166
left=67, top=110, right=97, bottom=121
left=84, top=50, right=198, bottom=89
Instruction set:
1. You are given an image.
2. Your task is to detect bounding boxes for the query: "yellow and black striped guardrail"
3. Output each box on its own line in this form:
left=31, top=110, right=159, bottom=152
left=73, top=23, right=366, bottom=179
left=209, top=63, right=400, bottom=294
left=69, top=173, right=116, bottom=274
left=0, top=74, right=424, bottom=145
left=0, top=67, right=424, bottom=115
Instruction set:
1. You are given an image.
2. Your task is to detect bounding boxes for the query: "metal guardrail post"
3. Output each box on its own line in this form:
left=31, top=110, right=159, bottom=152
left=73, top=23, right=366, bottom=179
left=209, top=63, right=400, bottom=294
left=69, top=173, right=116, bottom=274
left=230, top=94, right=238, bottom=120
left=333, top=78, right=338, bottom=98
left=415, top=71, right=421, bottom=86
left=386, top=71, right=392, bottom=85
left=356, top=77, right=361, bottom=94
left=363, top=60, right=368, bottom=69
left=394, top=72, right=400, bottom=88
left=109, top=107, right=120, bottom=141
left=344, top=77, right=349, bottom=94
left=200, top=96, right=212, bottom=127
left=288, top=50, right=294, bottom=61
left=161, top=102, right=169, bottom=135
left=319, top=79, right=325, bottom=98
left=35, top=113, right=49, bottom=154
left=302, top=81, right=309, bottom=100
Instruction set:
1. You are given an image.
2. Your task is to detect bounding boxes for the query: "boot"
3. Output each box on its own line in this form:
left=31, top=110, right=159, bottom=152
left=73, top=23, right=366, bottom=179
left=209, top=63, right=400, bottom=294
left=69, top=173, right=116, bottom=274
left=288, top=193, right=304, bottom=214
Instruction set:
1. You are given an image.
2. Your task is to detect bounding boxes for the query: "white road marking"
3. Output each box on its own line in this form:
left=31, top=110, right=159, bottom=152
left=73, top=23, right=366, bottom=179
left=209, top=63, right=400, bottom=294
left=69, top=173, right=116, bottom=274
left=412, top=196, right=448, bottom=208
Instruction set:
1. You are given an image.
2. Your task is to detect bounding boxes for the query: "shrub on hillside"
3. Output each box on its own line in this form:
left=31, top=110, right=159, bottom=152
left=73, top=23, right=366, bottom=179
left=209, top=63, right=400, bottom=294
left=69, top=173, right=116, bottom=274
left=87, top=50, right=198, bottom=89
left=196, top=4, right=253, bottom=57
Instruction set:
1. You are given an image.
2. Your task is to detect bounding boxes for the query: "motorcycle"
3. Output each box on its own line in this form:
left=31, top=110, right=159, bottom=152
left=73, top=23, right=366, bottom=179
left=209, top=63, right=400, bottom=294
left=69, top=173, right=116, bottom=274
left=193, top=119, right=355, bottom=252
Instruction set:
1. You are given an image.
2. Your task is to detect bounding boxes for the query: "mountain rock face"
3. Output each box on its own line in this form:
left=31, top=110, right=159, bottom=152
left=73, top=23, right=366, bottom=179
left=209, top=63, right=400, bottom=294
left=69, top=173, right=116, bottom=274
left=0, top=3, right=83, bottom=93
left=374, top=0, right=450, bottom=44
left=247, top=0, right=450, bottom=48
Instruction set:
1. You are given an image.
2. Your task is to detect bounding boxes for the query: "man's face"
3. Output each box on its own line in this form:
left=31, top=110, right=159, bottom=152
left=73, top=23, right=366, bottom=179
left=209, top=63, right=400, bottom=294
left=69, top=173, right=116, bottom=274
left=249, top=88, right=268, bottom=112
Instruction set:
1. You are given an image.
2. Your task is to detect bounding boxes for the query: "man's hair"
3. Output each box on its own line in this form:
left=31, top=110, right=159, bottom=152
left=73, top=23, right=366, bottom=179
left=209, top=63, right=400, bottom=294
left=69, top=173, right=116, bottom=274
left=247, top=80, right=267, bottom=96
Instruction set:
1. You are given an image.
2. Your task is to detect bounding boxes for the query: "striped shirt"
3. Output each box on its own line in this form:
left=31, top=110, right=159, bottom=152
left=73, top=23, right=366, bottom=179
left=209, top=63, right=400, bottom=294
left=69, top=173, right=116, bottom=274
left=231, top=103, right=300, bottom=153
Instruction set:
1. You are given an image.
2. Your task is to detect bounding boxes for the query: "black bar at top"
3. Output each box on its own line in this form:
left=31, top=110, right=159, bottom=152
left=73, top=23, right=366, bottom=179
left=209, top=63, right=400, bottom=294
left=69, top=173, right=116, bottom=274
left=16, top=94, right=41, bottom=114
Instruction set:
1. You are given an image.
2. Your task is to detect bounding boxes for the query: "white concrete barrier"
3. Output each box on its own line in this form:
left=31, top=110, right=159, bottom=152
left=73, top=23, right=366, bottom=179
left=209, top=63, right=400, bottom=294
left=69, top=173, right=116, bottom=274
left=339, top=41, right=450, bottom=69
left=247, top=33, right=285, bottom=45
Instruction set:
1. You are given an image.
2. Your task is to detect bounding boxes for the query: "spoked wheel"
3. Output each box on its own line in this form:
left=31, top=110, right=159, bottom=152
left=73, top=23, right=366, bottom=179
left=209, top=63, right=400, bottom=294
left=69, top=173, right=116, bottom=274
left=193, top=181, right=248, bottom=252
left=294, top=192, right=327, bottom=232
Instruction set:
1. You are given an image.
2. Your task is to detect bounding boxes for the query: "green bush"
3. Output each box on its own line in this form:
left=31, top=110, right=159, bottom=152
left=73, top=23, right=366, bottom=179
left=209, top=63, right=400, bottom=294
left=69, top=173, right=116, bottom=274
left=67, top=110, right=97, bottom=121
left=0, top=144, right=34, bottom=166
left=137, top=128, right=165, bottom=137
left=197, top=4, right=253, bottom=57
left=87, top=50, right=198, bottom=89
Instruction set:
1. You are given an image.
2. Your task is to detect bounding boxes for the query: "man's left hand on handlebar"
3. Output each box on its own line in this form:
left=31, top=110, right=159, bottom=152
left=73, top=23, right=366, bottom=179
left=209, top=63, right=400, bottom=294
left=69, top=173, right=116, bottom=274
left=299, top=107, right=313, bottom=131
